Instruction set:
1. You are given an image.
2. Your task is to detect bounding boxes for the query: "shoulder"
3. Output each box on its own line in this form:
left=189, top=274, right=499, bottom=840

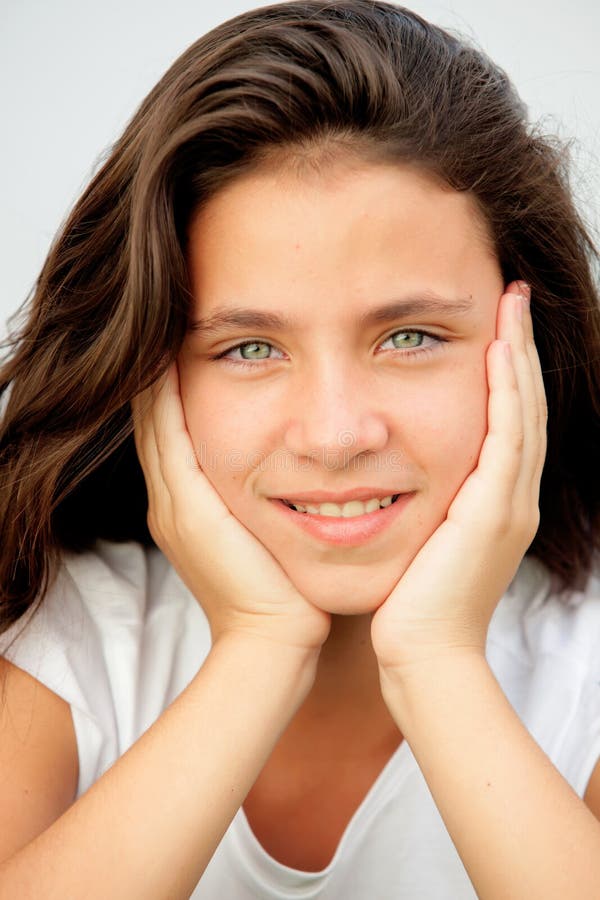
left=0, top=655, right=79, bottom=860
left=2, top=539, right=207, bottom=655
left=1, top=540, right=198, bottom=679
left=0, top=540, right=211, bottom=794
left=489, top=555, right=600, bottom=670
left=488, top=556, right=600, bottom=798
left=584, top=757, right=600, bottom=820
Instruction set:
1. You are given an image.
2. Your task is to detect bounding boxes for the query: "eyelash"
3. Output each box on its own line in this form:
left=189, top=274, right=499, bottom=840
left=210, top=329, right=447, bottom=370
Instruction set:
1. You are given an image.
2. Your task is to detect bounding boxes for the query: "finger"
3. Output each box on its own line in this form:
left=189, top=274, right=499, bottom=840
left=462, top=337, right=523, bottom=515
left=149, top=363, right=196, bottom=485
left=496, top=284, right=543, bottom=505
left=131, top=381, right=154, bottom=435
left=148, top=363, right=232, bottom=524
left=509, top=282, right=546, bottom=506
left=131, top=388, right=157, bottom=481
left=521, top=288, right=548, bottom=493
left=132, top=377, right=171, bottom=518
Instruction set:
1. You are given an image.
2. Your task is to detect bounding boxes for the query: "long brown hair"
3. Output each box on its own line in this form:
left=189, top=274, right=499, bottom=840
left=1, top=0, right=599, bottom=635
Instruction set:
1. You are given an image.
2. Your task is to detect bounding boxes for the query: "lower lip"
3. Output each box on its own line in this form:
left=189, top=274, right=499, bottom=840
left=269, top=494, right=415, bottom=545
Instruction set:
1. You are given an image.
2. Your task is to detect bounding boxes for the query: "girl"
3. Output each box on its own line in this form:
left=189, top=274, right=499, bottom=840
left=1, top=1, right=600, bottom=896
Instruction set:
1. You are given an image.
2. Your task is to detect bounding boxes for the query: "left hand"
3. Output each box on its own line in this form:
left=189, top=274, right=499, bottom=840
left=370, top=281, right=547, bottom=677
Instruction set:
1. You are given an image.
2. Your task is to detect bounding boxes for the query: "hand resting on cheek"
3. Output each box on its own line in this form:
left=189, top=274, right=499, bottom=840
left=371, top=281, right=547, bottom=679
left=132, top=370, right=332, bottom=654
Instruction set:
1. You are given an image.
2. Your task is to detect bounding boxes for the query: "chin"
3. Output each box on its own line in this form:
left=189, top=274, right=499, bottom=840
left=314, top=596, right=385, bottom=616
left=290, top=568, right=402, bottom=617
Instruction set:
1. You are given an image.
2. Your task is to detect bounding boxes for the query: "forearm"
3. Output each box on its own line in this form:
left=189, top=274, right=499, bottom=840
left=0, top=634, right=318, bottom=900
left=380, top=653, right=600, bottom=899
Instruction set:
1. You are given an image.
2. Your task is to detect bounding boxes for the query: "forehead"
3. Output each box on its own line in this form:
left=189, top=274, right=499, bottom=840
left=186, top=161, right=500, bottom=315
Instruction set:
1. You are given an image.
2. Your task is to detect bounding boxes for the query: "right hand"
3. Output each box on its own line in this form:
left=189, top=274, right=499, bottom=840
left=131, top=362, right=331, bottom=654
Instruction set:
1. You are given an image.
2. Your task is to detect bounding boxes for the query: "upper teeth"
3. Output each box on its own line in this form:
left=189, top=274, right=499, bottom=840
left=284, top=494, right=398, bottom=517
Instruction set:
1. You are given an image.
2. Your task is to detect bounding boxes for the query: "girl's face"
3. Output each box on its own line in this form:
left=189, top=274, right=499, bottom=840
left=178, top=161, right=504, bottom=615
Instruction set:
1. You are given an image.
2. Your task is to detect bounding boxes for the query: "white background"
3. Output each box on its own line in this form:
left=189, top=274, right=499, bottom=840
left=1, top=0, right=598, bottom=333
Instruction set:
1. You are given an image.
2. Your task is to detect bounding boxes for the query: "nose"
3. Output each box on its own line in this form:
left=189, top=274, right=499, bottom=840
left=282, top=359, right=389, bottom=468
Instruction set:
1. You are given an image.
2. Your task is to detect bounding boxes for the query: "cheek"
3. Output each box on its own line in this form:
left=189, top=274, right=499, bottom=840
left=177, top=362, right=269, bottom=505
left=178, top=351, right=490, bottom=510
left=400, top=359, right=489, bottom=482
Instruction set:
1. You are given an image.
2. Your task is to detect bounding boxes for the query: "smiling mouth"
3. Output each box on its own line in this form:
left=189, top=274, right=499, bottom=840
left=280, top=494, right=401, bottom=518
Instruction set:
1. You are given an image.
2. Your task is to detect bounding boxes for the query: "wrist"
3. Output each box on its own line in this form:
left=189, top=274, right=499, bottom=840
left=372, top=613, right=488, bottom=677
left=378, top=647, right=490, bottom=730
left=211, top=630, right=321, bottom=707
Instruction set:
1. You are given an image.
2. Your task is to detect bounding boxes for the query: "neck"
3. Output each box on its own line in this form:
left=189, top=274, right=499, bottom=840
left=310, top=613, right=381, bottom=705
left=288, top=613, right=399, bottom=747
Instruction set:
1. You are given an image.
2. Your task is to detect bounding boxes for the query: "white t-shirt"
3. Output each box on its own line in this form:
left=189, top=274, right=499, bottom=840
left=2, top=540, right=600, bottom=899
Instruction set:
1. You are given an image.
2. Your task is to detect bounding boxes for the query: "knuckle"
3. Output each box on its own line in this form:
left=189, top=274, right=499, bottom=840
left=146, top=510, right=161, bottom=545
left=146, top=504, right=172, bottom=547
left=485, top=508, right=512, bottom=540
left=486, top=502, right=536, bottom=543
left=173, top=507, right=196, bottom=542
left=529, top=396, right=547, bottom=429
left=526, top=506, right=541, bottom=541
left=509, top=506, right=539, bottom=546
left=511, top=428, right=525, bottom=454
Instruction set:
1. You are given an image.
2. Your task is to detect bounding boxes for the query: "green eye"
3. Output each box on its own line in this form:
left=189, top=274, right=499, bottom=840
left=239, top=341, right=271, bottom=359
left=390, top=331, right=424, bottom=349
left=216, top=329, right=441, bottom=369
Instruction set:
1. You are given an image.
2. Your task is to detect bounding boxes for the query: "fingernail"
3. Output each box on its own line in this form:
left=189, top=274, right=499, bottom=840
left=518, top=281, right=531, bottom=305
left=514, top=295, right=523, bottom=321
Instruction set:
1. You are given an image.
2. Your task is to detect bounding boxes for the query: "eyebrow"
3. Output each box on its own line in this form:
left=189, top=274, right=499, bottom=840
left=188, top=292, right=474, bottom=336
